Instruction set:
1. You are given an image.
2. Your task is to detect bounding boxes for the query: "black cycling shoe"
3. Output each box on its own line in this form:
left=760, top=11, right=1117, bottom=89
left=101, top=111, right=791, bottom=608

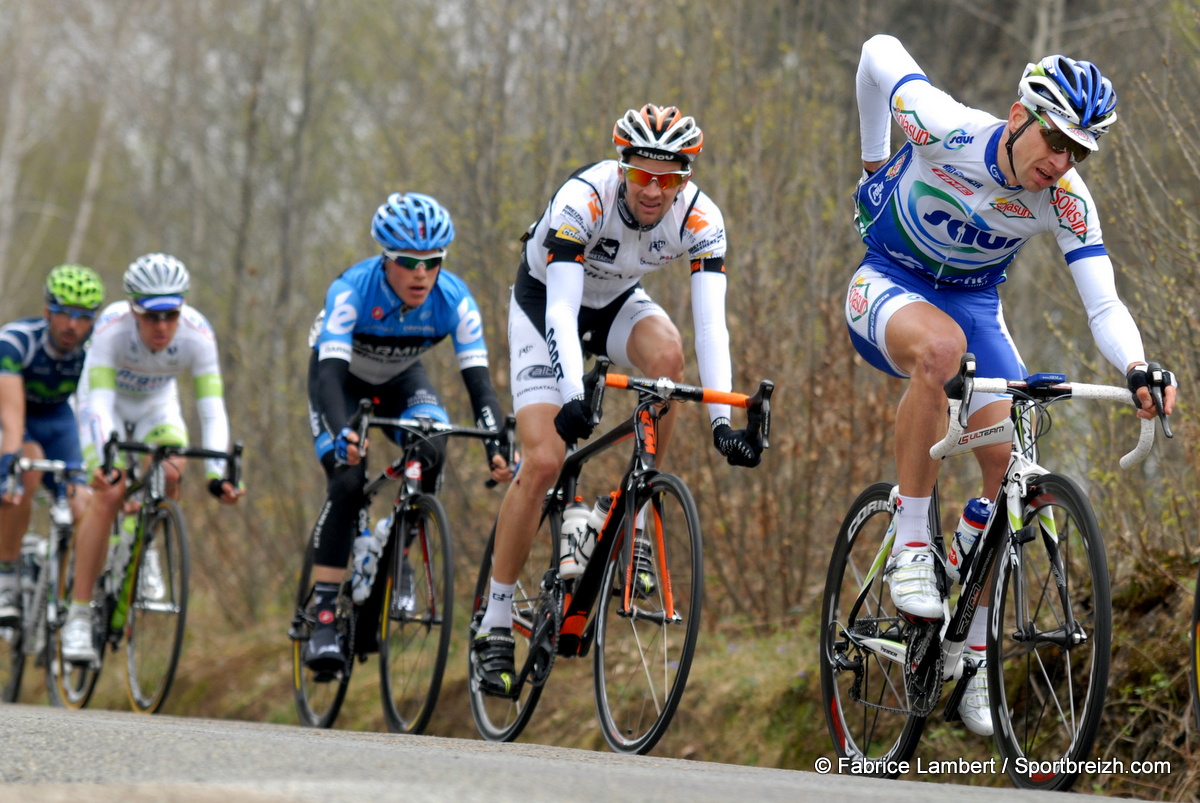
left=473, top=627, right=517, bottom=697
left=303, top=615, right=346, bottom=675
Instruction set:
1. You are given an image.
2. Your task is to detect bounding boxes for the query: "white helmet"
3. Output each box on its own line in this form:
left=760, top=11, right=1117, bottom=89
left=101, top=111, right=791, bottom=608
left=612, top=104, right=704, bottom=164
left=123, top=253, right=190, bottom=298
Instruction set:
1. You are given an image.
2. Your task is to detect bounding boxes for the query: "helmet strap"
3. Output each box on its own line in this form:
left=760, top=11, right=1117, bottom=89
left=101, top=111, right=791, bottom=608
left=1004, top=111, right=1038, bottom=189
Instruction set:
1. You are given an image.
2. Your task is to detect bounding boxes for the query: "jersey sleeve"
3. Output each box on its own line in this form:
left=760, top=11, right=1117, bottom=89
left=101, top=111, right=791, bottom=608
left=312, top=277, right=360, bottom=364
left=0, top=324, right=28, bottom=376
left=80, top=329, right=120, bottom=465
left=184, top=310, right=232, bottom=478
left=858, top=35, right=994, bottom=163
left=541, top=177, right=602, bottom=265
left=1067, top=253, right=1145, bottom=372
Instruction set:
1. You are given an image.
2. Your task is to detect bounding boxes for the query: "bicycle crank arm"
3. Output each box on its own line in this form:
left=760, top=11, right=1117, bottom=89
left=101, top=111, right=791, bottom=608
left=851, top=636, right=908, bottom=664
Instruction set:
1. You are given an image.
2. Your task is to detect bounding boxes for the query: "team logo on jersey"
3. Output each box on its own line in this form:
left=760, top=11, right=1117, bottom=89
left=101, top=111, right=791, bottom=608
left=991, top=198, right=1034, bottom=219
left=516, top=365, right=556, bottom=380
left=912, top=182, right=1021, bottom=253
left=589, top=238, right=620, bottom=264
left=885, top=151, right=908, bottom=180
left=943, top=129, right=974, bottom=150
left=1051, top=185, right=1088, bottom=242
left=371, top=306, right=384, bottom=320
left=848, top=276, right=871, bottom=323
left=684, top=208, right=708, bottom=235
left=938, top=164, right=982, bottom=188
left=893, top=101, right=941, bottom=147
left=932, top=167, right=974, bottom=196
left=555, top=224, right=585, bottom=245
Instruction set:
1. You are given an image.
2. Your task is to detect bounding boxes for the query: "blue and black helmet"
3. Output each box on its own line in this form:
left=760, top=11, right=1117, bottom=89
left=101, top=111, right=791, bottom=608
left=1019, top=55, right=1117, bottom=136
left=371, top=192, right=455, bottom=252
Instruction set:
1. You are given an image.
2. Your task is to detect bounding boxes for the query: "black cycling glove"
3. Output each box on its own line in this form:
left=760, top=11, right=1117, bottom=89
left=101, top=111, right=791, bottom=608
left=208, top=478, right=228, bottom=499
left=554, top=396, right=595, bottom=444
left=712, top=419, right=763, bottom=468
left=1126, top=363, right=1176, bottom=406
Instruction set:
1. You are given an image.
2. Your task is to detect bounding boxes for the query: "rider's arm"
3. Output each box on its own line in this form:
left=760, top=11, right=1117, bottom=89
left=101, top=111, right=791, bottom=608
left=185, top=310, right=232, bottom=479
left=691, top=267, right=733, bottom=424
left=0, top=374, right=24, bottom=456
left=310, top=279, right=362, bottom=436
left=544, top=260, right=588, bottom=403
left=1067, top=252, right=1146, bottom=372
left=857, top=35, right=927, bottom=165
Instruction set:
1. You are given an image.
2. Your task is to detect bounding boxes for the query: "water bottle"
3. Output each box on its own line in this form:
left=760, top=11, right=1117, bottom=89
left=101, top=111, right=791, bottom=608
left=946, top=497, right=992, bottom=584
left=586, top=494, right=612, bottom=537
left=351, top=516, right=389, bottom=604
left=558, top=499, right=591, bottom=579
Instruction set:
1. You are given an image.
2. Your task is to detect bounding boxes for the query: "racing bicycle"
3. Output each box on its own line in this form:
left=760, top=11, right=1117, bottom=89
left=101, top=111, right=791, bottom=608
left=54, top=434, right=243, bottom=714
left=0, top=457, right=84, bottom=704
left=468, top=357, right=772, bottom=754
left=820, top=354, right=1170, bottom=791
left=290, top=404, right=513, bottom=734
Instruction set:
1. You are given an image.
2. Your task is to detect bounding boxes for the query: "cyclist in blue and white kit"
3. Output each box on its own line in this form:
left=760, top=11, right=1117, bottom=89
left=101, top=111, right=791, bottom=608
left=303, top=192, right=513, bottom=672
left=0, top=265, right=105, bottom=625
left=846, top=35, right=1177, bottom=736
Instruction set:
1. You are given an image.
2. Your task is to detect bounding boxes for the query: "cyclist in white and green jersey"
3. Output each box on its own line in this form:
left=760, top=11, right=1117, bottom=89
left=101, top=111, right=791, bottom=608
left=63, top=253, right=241, bottom=663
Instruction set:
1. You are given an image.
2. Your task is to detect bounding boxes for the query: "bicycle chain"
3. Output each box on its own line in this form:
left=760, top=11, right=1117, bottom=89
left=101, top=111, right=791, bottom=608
left=528, top=570, right=563, bottom=687
left=904, top=621, right=943, bottom=718
left=843, top=617, right=943, bottom=717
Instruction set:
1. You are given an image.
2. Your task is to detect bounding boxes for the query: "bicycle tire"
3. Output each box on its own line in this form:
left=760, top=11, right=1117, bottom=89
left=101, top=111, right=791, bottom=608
left=291, top=539, right=352, bottom=727
left=125, top=499, right=190, bottom=714
left=820, top=482, right=925, bottom=774
left=467, top=516, right=549, bottom=742
left=1, top=621, right=23, bottom=702
left=593, top=472, right=703, bottom=754
left=379, top=494, right=453, bottom=734
left=1193, top=561, right=1200, bottom=734
left=989, top=472, right=1110, bottom=792
left=49, top=527, right=102, bottom=709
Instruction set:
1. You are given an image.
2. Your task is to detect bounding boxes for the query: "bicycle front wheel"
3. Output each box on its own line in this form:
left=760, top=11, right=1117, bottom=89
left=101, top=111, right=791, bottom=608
left=49, top=530, right=102, bottom=709
left=593, top=472, right=703, bottom=755
left=467, top=516, right=550, bottom=742
left=989, top=473, right=1110, bottom=792
left=379, top=494, right=453, bottom=734
left=820, top=482, right=925, bottom=774
left=126, top=499, right=190, bottom=714
left=291, top=540, right=352, bottom=728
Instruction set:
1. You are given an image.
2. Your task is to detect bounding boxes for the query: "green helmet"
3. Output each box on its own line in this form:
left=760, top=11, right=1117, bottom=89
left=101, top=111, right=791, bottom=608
left=45, top=264, right=105, bottom=310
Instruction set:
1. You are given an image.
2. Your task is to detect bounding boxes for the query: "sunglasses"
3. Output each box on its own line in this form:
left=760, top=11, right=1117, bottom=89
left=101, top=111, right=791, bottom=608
left=1030, top=109, right=1091, bottom=164
left=388, top=255, right=443, bottom=271
left=48, top=304, right=96, bottom=321
left=619, top=162, right=692, bottom=190
left=132, top=306, right=181, bottom=323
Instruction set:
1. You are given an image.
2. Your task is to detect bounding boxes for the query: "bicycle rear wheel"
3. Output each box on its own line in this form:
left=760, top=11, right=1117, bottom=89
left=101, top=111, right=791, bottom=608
left=989, top=473, right=1110, bottom=792
left=820, top=482, right=925, bottom=774
left=126, top=499, right=190, bottom=714
left=593, top=473, right=702, bottom=754
left=50, top=530, right=102, bottom=709
left=467, top=516, right=550, bottom=742
left=379, top=494, right=453, bottom=734
left=291, top=539, right=353, bottom=728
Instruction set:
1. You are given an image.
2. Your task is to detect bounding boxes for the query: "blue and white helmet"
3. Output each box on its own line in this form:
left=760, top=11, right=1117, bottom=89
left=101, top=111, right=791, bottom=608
left=371, top=192, right=455, bottom=253
left=1019, top=55, right=1117, bottom=152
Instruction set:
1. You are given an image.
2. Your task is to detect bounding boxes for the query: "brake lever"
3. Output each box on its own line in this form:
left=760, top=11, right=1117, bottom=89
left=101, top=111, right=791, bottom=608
left=1146, top=362, right=1174, bottom=439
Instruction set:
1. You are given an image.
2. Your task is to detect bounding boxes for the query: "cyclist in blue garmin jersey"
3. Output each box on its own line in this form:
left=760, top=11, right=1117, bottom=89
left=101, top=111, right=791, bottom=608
left=847, top=35, right=1178, bottom=737
left=303, top=192, right=514, bottom=672
left=0, top=265, right=104, bottom=625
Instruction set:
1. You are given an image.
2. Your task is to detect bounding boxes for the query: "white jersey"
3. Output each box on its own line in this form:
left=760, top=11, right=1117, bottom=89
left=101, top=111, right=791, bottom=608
left=520, top=160, right=734, bottom=417
left=78, top=301, right=230, bottom=478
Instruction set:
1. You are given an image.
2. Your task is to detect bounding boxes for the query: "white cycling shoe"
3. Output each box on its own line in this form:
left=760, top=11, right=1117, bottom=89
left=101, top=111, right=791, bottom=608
left=61, top=614, right=98, bottom=664
left=885, top=546, right=942, bottom=619
left=959, top=656, right=994, bottom=736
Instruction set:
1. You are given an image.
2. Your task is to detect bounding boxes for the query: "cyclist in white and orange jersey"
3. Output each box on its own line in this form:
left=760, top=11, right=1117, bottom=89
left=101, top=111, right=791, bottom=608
left=846, top=34, right=1177, bottom=736
left=472, top=104, right=763, bottom=696
left=65, top=253, right=241, bottom=663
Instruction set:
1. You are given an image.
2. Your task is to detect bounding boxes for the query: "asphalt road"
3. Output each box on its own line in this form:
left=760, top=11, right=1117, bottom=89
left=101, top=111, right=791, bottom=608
left=0, top=704, right=1070, bottom=802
